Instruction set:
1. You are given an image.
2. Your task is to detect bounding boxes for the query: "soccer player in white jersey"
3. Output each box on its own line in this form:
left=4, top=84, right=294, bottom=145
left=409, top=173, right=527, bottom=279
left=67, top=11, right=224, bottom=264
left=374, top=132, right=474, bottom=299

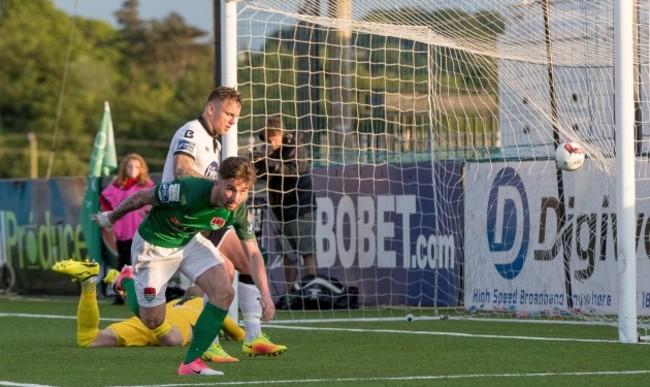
left=163, top=86, right=287, bottom=362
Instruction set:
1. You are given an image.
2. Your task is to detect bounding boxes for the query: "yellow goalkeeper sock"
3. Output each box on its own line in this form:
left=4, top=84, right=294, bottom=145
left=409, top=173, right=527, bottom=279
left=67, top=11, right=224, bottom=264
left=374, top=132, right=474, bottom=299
left=76, top=290, right=100, bottom=347
left=222, top=315, right=245, bottom=341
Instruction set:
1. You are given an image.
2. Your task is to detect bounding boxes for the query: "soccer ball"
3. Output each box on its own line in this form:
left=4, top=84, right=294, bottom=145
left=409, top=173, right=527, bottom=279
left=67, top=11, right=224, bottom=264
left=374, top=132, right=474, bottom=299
left=555, top=142, right=585, bottom=171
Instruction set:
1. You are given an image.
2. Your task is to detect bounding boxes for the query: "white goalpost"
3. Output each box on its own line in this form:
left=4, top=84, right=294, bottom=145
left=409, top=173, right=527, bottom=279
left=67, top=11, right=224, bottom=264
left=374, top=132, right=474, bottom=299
left=224, top=0, right=644, bottom=342
left=614, top=0, right=636, bottom=343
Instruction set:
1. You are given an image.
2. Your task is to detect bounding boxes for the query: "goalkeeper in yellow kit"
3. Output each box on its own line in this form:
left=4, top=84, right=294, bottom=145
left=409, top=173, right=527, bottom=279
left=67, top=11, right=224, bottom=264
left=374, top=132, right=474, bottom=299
left=52, top=259, right=244, bottom=350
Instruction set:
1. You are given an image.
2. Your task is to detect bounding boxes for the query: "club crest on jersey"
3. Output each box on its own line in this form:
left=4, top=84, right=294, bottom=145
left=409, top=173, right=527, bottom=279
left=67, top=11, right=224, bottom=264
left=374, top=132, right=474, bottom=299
left=144, top=287, right=156, bottom=302
left=210, top=217, right=226, bottom=229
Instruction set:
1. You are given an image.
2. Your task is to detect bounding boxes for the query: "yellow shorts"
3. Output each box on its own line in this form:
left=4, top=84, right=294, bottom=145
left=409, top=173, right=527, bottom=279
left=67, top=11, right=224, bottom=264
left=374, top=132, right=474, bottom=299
left=107, top=297, right=203, bottom=346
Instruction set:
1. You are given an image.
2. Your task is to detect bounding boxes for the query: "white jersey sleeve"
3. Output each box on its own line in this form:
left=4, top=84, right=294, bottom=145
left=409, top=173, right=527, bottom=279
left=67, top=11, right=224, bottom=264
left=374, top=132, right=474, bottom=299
left=162, top=119, right=222, bottom=182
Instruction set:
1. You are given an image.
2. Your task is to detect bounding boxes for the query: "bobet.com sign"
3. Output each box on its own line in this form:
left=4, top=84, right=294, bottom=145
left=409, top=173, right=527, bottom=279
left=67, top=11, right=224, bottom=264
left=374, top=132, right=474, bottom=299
left=309, top=162, right=464, bottom=306
left=464, top=161, right=650, bottom=314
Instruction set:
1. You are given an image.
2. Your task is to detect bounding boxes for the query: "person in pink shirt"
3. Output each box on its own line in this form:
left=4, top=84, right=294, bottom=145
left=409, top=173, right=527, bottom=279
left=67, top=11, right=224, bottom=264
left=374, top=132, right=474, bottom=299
left=100, top=153, right=154, bottom=304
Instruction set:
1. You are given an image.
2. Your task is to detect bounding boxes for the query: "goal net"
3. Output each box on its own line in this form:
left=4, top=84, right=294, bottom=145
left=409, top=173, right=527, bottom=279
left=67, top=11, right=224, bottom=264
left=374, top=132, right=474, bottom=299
left=232, top=0, right=650, bottom=332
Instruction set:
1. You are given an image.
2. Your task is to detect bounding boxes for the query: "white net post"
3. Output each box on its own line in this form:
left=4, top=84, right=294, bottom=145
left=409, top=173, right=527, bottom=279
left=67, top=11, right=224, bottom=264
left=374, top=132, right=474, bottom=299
left=223, top=0, right=240, bottom=322
left=615, top=0, right=637, bottom=343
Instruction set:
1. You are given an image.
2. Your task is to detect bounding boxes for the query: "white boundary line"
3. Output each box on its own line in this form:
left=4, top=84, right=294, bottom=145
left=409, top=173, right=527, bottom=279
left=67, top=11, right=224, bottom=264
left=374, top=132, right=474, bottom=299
left=0, top=312, right=122, bottom=322
left=0, top=312, right=624, bottom=344
left=265, top=324, right=620, bottom=343
left=104, top=370, right=650, bottom=387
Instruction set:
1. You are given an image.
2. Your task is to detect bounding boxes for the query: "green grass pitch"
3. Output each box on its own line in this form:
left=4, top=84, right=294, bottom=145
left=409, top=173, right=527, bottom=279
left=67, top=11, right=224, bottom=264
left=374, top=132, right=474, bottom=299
left=2, top=296, right=650, bottom=386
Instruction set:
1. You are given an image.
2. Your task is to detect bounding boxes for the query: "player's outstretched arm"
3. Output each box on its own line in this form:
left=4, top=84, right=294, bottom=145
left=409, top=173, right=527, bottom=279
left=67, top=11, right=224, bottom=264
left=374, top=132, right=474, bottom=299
left=240, top=238, right=275, bottom=322
left=93, top=187, right=157, bottom=229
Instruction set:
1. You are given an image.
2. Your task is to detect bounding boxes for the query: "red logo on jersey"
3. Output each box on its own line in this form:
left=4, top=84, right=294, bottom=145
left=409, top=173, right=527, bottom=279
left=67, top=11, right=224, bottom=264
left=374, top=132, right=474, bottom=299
left=144, top=287, right=156, bottom=301
left=210, top=217, right=226, bottom=229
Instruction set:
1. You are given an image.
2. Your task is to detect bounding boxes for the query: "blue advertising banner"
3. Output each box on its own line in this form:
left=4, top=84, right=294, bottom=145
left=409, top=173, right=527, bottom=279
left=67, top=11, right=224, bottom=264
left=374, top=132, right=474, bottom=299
left=0, top=177, right=88, bottom=294
left=304, top=161, right=463, bottom=307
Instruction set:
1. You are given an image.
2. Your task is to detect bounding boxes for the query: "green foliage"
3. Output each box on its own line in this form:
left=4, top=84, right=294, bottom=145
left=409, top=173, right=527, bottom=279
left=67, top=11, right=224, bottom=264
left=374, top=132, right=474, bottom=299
left=0, top=2, right=504, bottom=178
left=0, top=0, right=213, bottom=178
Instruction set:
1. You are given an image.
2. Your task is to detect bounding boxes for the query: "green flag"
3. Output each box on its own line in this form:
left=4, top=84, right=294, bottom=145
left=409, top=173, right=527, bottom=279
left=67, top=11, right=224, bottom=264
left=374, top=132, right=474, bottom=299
left=79, top=101, right=118, bottom=261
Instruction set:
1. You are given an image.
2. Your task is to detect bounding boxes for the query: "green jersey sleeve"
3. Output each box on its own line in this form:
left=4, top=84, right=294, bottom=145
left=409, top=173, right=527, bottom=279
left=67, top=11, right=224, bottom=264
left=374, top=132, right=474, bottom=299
left=230, top=203, right=256, bottom=241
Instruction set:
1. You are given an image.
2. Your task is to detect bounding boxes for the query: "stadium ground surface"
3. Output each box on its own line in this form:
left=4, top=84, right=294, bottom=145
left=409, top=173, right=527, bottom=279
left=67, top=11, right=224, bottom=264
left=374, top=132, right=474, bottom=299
left=1, top=296, right=650, bottom=387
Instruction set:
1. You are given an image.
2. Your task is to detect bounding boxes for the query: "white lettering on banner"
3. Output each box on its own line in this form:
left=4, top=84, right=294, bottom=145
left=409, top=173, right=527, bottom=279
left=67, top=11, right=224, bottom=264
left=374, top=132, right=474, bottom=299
left=315, top=195, right=455, bottom=269
left=337, top=195, right=356, bottom=268
left=397, top=195, right=416, bottom=268
left=357, top=196, right=375, bottom=268
left=377, top=196, right=396, bottom=268
left=317, top=198, right=336, bottom=267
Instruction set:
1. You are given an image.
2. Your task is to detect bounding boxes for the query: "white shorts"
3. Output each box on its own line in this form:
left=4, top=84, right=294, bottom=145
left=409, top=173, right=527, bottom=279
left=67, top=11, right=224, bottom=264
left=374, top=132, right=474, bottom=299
left=130, top=230, right=224, bottom=307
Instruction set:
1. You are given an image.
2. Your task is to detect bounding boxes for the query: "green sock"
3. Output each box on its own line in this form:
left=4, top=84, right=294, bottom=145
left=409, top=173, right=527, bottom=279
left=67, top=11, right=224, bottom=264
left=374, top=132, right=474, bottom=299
left=121, top=278, right=139, bottom=317
left=183, top=302, right=227, bottom=364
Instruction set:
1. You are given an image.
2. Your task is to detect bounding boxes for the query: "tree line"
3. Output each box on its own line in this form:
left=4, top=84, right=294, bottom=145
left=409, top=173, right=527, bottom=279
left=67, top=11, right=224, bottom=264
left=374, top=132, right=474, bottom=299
left=0, top=0, right=504, bottom=178
left=0, top=0, right=214, bottom=178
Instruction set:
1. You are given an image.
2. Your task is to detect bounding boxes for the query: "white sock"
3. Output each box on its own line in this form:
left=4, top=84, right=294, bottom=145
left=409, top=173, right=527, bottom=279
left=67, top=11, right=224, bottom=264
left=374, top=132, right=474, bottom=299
left=238, top=282, right=262, bottom=341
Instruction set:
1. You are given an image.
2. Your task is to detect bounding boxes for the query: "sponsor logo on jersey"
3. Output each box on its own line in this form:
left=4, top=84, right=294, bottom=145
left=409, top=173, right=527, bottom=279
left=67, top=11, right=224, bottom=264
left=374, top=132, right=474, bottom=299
left=176, top=140, right=195, bottom=153
left=210, top=217, right=226, bottom=229
left=144, top=287, right=156, bottom=302
left=158, top=183, right=169, bottom=202
left=159, top=183, right=181, bottom=203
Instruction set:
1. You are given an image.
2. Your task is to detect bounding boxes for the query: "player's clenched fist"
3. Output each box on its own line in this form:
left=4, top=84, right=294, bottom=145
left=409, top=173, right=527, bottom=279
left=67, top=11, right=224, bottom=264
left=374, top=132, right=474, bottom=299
left=93, top=211, right=113, bottom=230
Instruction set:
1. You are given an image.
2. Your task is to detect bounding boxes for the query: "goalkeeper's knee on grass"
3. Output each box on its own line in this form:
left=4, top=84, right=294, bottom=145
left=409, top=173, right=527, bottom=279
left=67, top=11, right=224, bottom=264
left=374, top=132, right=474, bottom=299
left=153, top=321, right=183, bottom=346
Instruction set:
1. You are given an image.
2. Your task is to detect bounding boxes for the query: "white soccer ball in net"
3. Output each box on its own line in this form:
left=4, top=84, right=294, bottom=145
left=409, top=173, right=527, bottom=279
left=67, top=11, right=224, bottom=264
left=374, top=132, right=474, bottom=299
left=555, top=142, right=585, bottom=171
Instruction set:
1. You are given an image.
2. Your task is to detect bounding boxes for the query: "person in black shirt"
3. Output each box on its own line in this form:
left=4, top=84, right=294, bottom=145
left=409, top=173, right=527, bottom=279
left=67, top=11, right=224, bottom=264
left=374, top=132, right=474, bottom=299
left=254, top=116, right=318, bottom=293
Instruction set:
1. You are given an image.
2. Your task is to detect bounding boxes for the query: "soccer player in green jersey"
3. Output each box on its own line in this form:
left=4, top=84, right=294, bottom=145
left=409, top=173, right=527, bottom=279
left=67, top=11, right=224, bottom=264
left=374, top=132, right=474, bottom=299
left=93, top=156, right=274, bottom=376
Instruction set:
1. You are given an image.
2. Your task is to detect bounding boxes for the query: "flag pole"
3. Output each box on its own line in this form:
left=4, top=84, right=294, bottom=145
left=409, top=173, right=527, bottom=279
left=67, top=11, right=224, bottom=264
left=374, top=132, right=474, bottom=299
left=79, top=102, right=118, bottom=262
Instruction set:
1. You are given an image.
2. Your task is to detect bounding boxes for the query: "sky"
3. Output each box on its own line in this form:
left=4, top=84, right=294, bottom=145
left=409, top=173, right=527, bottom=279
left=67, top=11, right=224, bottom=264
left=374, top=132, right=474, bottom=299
left=52, top=0, right=214, bottom=35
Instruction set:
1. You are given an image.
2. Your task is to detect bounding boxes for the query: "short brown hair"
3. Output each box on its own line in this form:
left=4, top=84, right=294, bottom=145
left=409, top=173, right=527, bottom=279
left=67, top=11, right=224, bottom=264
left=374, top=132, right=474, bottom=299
left=206, top=86, right=242, bottom=106
left=263, top=115, right=284, bottom=140
left=219, top=156, right=257, bottom=187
